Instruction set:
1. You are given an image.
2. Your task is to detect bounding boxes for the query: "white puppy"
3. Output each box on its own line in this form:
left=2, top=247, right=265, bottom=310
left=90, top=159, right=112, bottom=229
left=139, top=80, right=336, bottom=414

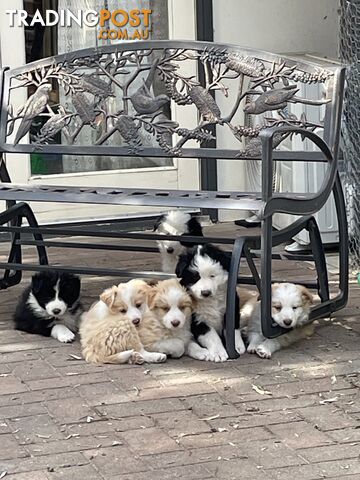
left=241, top=283, right=315, bottom=359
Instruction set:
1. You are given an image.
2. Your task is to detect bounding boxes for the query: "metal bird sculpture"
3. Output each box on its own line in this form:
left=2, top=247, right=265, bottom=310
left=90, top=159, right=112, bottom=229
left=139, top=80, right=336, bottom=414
left=35, top=106, right=73, bottom=145
left=14, top=83, right=52, bottom=145
left=124, top=59, right=170, bottom=115
left=188, top=85, right=222, bottom=123
left=79, top=74, right=114, bottom=99
left=244, top=85, right=299, bottom=115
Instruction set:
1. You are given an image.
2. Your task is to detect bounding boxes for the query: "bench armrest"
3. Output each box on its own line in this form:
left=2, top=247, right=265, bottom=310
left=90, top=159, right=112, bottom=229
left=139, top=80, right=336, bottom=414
left=259, top=126, right=335, bottom=219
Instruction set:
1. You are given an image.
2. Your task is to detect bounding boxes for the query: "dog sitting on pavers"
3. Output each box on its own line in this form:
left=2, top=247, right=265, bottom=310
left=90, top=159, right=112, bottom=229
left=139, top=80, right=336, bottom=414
left=241, top=283, right=315, bottom=359
left=79, top=279, right=167, bottom=364
left=14, top=271, right=82, bottom=343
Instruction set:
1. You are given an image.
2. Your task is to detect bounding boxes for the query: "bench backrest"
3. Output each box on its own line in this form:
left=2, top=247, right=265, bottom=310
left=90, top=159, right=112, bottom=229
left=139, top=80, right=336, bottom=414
left=0, top=40, right=344, bottom=161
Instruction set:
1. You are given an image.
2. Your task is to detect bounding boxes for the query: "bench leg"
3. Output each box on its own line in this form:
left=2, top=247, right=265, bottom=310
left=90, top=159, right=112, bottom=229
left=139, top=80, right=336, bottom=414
left=307, top=217, right=330, bottom=302
left=0, top=202, right=48, bottom=289
left=225, top=237, right=245, bottom=359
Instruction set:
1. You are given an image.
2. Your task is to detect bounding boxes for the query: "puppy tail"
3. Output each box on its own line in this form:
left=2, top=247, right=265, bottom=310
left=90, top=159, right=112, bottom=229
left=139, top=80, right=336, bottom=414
left=103, top=349, right=136, bottom=364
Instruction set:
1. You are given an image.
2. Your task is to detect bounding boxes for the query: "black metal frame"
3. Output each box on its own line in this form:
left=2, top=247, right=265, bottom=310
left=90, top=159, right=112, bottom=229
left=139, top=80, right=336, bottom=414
left=0, top=40, right=348, bottom=359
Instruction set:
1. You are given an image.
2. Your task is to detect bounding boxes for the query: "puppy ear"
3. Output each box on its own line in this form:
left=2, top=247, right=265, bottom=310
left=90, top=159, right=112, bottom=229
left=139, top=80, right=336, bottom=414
left=146, top=287, right=157, bottom=309
left=300, top=286, right=314, bottom=305
left=187, top=217, right=203, bottom=237
left=31, top=273, right=43, bottom=294
left=153, top=214, right=165, bottom=232
left=100, top=286, right=117, bottom=308
left=175, top=253, right=188, bottom=278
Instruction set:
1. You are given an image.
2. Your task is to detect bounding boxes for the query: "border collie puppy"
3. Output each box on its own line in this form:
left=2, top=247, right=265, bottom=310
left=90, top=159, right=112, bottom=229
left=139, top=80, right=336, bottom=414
left=80, top=280, right=167, bottom=364
left=241, top=283, right=315, bottom=359
left=154, top=211, right=203, bottom=273
left=176, top=244, right=245, bottom=362
left=139, top=279, right=193, bottom=358
left=14, top=271, right=82, bottom=343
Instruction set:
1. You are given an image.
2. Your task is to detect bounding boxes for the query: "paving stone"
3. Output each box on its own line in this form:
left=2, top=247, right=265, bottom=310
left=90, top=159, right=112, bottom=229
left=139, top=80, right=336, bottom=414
left=268, top=458, right=360, bottom=480
left=47, top=464, right=103, bottom=480
left=9, top=414, right=65, bottom=444
left=151, top=410, right=212, bottom=437
left=83, top=445, right=150, bottom=476
left=62, top=416, right=154, bottom=437
left=119, top=427, right=180, bottom=455
left=94, top=397, right=186, bottom=418
left=0, top=434, right=29, bottom=461
left=44, top=398, right=97, bottom=425
left=11, top=359, right=59, bottom=381
left=3, top=472, right=49, bottom=480
left=208, top=410, right=302, bottom=431
left=178, top=425, right=273, bottom=449
left=114, top=464, right=212, bottom=480
left=26, top=433, right=122, bottom=456
left=297, top=443, right=360, bottom=463
left=297, top=404, right=358, bottom=431
left=268, top=421, right=334, bottom=449
left=0, top=387, right=80, bottom=407
left=326, top=426, right=360, bottom=443
left=26, top=372, right=107, bottom=391
left=0, top=375, right=28, bottom=396
left=0, top=452, right=88, bottom=475
left=0, top=403, right=46, bottom=420
left=125, top=382, right=215, bottom=401
left=181, top=393, right=241, bottom=418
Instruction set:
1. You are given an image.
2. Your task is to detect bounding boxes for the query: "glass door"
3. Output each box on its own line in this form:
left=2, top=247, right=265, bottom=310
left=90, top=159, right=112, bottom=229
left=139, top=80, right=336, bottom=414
left=1, top=0, right=199, bottom=222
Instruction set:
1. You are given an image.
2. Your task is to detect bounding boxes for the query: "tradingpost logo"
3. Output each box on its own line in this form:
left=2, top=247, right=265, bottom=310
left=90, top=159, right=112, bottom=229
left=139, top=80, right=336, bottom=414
left=6, top=8, right=152, bottom=41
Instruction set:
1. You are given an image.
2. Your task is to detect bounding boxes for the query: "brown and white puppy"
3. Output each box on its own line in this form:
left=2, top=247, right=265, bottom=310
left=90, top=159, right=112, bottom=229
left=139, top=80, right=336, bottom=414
left=240, top=283, right=314, bottom=359
left=138, top=279, right=193, bottom=358
left=79, top=280, right=167, bottom=364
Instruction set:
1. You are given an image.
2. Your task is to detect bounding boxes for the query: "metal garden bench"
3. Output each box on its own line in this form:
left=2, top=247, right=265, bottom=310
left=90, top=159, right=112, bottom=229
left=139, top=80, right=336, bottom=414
left=0, top=40, right=348, bottom=358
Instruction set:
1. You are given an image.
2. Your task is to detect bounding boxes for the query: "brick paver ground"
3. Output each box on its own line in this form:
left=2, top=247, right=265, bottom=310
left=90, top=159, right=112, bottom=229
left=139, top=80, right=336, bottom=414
left=0, top=225, right=359, bottom=480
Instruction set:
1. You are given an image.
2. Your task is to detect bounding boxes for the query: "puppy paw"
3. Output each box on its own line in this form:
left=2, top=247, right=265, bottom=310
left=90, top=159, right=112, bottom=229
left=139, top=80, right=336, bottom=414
left=256, top=344, right=272, bottom=359
left=247, top=343, right=258, bottom=354
left=154, top=352, right=167, bottom=363
left=207, top=347, right=228, bottom=362
left=130, top=352, right=145, bottom=365
left=51, top=325, right=75, bottom=343
left=235, top=337, right=246, bottom=355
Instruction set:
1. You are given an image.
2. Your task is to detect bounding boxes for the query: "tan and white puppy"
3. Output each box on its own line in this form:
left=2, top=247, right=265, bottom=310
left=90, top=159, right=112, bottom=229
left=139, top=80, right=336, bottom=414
left=138, top=279, right=193, bottom=358
left=80, top=280, right=167, bottom=364
left=241, top=283, right=314, bottom=359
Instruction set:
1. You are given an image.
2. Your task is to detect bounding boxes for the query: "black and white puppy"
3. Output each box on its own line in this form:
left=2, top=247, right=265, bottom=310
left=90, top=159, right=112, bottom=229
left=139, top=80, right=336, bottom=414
left=154, top=211, right=203, bottom=273
left=176, top=244, right=245, bottom=362
left=14, top=271, right=82, bottom=343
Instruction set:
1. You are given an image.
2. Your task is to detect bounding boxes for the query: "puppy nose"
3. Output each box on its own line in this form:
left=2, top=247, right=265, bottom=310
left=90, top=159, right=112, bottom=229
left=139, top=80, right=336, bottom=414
left=132, top=318, right=140, bottom=326
left=52, top=308, right=61, bottom=315
left=171, top=320, right=180, bottom=327
left=201, top=290, right=211, bottom=297
left=283, top=319, right=292, bottom=326
left=167, top=247, right=174, bottom=254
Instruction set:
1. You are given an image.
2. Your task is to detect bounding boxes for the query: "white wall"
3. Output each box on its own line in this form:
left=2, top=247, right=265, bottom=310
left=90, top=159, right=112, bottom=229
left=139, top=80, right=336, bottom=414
left=212, top=0, right=340, bottom=220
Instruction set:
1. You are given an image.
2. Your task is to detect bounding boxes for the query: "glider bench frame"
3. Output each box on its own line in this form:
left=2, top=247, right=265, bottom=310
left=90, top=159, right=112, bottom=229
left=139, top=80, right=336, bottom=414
left=0, top=40, right=348, bottom=358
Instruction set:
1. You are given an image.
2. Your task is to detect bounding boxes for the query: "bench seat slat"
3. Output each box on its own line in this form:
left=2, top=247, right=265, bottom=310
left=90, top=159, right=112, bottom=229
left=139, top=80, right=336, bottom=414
left=0, top=183, right=263, bottom=211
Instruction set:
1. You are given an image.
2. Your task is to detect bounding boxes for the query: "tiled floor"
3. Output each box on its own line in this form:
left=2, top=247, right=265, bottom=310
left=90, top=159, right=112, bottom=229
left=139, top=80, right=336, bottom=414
left=0, top=224, right=359, bottom=480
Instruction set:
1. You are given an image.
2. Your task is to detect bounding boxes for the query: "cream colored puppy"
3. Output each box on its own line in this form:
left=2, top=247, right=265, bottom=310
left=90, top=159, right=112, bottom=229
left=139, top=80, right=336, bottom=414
left=240, top=283, right=315, bottom=359
left=80, top=280, right=167, bottom=364
left=138, top=279, right=193, bottom=358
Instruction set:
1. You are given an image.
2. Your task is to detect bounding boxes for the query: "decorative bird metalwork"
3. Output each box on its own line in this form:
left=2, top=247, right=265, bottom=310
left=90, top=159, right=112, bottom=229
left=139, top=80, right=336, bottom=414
left=114, top=113, right=142, bottom=152
left=14, top=83, right=52, bottom=145
left=244, top=85, right=299, bottom=115
left=79, top=74, right=114, bottom=99
left=124, top=59, right=170, bottom=115
left=35, top=106, right=73, bottom=145
left=188, top=85, right=222, bottom=123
